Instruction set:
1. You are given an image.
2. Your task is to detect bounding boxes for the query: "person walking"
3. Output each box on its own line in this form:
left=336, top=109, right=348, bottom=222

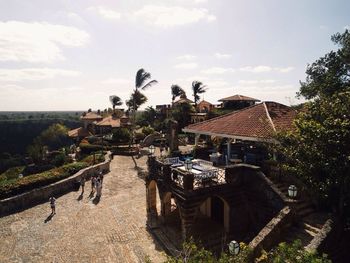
left=96, top=178, right=102, bottom=197
left=49, top=196, right=56, bottom=215
left=80, top=177, right=85, bottom=193
left=99, top=172, right=104, bottom=184
left=91, top=176, right=96, bottom=194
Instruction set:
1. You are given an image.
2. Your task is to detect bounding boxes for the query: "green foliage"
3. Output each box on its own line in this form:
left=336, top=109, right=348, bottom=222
left=0, top=153, right=23, bottom=174
left=192, top=81, right=207, bottom=107
left=171, top=102, right=195, bottom=131
left=278, top=30, right=350, bottom=222
left=256, top=240, right=331, bottom=263
left=162, top=240, right=328, bottom=263
left=52, top=153, right=67, bottom=167
left=207, top=109, right=233, bottom=119
left=0, top=118, right=80, bottom=154
left=0, top=166, right=25, bottom=182
left=79, top=143, right=103, bottom=154
left=137, top=106, right=157, bottom=127
left=299, top=30, right=350, bottom=100
left=171, top=84, right=185, bottom=103
left=0, top=162, right=89, bottom=199
left=109, top=95, right=123, bottom=109
left=112, top=128, right=132, bottom=144
left=142, top=126, right=155, bottom=136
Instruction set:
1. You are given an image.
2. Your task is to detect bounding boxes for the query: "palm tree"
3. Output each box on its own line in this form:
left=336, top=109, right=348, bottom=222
left=128, top=68, right=157, bottom=167
left=192, top=81, right=207, bottom=108
left=109, top=95, right=123, bottom=111
left=171, top=84, right=185, bottom=104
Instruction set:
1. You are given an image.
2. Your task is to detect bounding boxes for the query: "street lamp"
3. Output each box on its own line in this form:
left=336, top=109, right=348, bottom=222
left=148, top=145, right=155, bottom=156
left=228, top=240, right=240, bottom=255
left=185, top=159, right=192, bottom=170
left=288, top=185, right=298, bottom=198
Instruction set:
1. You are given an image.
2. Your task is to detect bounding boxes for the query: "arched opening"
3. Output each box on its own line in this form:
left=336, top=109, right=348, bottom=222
left=211, top=196, right=224, bottom=225
left=198, top=196, right=230, bottom=233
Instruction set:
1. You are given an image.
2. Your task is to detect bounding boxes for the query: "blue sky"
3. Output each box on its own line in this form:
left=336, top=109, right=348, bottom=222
left=0, top=0, right=349, bottom=111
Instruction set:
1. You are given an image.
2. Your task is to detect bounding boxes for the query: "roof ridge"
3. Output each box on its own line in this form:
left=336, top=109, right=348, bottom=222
left=263, top=102, right=276, bottom=132
left=187, top=102, right=264, bottom=128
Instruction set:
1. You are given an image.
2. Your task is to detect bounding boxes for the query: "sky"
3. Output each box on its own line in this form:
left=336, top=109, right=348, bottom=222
left=0, top=0, right=349, bottom=111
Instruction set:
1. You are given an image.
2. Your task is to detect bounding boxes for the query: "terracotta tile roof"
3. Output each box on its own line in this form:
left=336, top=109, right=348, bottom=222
left=68, top=127, right=90, bottom=138
left=80, top=112, right=103, bottom=120
left=183, top=102, right=297, bottom=141
left=198, top=100, right=213, bottom=106
left=96, top=116, right=120, bottom=128
left=218, top=94, right=260, bottom=102
left=174, top=97, right=194, bottom=104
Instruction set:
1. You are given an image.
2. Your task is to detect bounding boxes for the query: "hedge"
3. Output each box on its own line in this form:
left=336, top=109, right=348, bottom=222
left=0, top=162, right=89, bottom=199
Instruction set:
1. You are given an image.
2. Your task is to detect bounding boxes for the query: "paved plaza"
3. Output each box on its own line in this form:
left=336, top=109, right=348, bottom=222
left=0, top=155, right=166, bottom=263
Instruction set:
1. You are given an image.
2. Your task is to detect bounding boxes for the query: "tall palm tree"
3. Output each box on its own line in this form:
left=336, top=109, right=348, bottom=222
left=192, top=81, right=207, bottom=108
left=128, top=68, right=157, bottom=166
left=171, top=84, right=185, bottom=104
left=109, top=95, right=123, bottom=111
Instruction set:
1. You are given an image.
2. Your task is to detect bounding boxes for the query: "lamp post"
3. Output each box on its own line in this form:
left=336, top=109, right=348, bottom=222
left=288, top=185, right=298, bottom=199
left=148, top=145, right=155, bottom=156
left=228, top=240, right=240, bottom=255
left=185, top=159, right=192, bottom=171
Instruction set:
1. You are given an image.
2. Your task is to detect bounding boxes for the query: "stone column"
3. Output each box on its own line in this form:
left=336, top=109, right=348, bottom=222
left=195, top=134, right=200, bottom=146
left=180, top=206, right=196, bottom=240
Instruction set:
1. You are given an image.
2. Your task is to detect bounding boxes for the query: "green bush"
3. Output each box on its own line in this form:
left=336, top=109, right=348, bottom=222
left=0, top=166, right=25, bottom=182
left=142, top=126, right=155, bottom=136
left=52, top=153, right=67, bottom=167
left=135, top=132, right=146, bottom=142
left=79, top=143, right=103, bottom=154
left=112, top=128, right=131, bottom=144
left=0, top=162, right=89, bottom=199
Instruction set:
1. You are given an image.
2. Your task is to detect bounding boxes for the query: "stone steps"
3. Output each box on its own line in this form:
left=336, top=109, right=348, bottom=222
left=152, top=228, right=180, bottom=256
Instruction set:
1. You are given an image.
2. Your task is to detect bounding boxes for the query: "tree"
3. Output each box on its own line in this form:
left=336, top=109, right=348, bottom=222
left=128, top=68, right=157, bottom=167
left=171, top=84, right=185, bottom=104
left=278, top=30, right=350, bottom=224
left=109, top=95, right=123, bottom=111
left=137, top=106, right=157, bottom=127
left=171, top=102, right=195, bottom=132
left=192, top=81, right=207, bottom=108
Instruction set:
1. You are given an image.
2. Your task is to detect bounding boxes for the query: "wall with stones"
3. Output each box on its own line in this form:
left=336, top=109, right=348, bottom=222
left=0, top=156, right=111, bottom=217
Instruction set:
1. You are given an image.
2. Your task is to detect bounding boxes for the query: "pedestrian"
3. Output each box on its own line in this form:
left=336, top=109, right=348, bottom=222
left=80, top=177, right=85, bottom=193
left=49, top=196, right=56, bottom=215
left=91, top=175, right=96, bottom=193
left=99, top=172, right=104, bottom=184
left=96, top=178, right=102, bottom=197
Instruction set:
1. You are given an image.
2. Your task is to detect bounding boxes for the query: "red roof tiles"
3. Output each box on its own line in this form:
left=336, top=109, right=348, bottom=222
left=183, top=102, right=296, bottom=141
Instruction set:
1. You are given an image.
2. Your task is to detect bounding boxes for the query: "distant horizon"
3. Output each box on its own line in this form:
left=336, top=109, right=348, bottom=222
left=0, top=0, right=349, bottom=111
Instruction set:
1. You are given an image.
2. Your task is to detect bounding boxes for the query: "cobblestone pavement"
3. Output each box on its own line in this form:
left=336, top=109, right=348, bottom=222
left=0, top=155, right=166, bottom=263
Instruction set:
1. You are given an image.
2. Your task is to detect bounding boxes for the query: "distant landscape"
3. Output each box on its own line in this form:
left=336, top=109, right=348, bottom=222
left=0, top=111, right=83, bottom=154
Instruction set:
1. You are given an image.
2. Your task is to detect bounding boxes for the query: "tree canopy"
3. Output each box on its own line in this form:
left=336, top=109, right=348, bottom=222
left=192, top=81, right=207, bottom=108
left=278, top=30, right=350, bottom=223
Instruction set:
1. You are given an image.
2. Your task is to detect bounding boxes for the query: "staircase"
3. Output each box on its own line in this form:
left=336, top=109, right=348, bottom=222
left=266, top=173, right=331, bottom=249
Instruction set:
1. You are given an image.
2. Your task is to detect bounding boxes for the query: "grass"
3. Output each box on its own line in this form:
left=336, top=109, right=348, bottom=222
left=0, top=166, right=25, bottom=182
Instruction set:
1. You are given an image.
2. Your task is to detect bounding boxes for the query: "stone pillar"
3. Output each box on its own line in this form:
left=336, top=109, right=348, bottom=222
left=227, top=139, right=232, bottom=160
left=168, top=120, right=179, bottom=152
left=180, top=206, right=196, bottom=240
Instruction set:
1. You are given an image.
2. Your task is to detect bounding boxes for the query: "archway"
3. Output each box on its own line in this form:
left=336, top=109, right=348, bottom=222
left=199, top=196, right=230, bottom=233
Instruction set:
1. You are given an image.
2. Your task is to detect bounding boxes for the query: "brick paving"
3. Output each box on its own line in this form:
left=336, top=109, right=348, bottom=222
left=0, top=155, right=166, bottom=263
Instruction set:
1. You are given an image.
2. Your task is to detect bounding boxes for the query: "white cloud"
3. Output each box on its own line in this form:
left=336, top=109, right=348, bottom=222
left=239, top=65, right=272, bottom=73
left=275, top=66, right=294, bottom=73
left=176, top=54, right=196, bottom=60
left=87, top=6, right=121, bottom=20
left=102, top=78, right=132, bottom=85
left=214, top=52, right=231, bottom=59
left=174, top=62, right=198, bottom=69
left=0, top=68, right=81, bottom=81
left=239, top=66, right=294, bottom=73
left=201, top=67, right=235, bottom=74
left=0, top=21, right=89, bottom=63
left=238, top=79, right=276, bottom=85
left=132, top=5, right=216, bottom=28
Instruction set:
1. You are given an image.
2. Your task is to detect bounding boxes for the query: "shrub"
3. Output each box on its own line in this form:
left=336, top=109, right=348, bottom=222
left=0, top=162, right=89, bottom=199
left=52, top=153, right=67, bottom=167
left=142, top=126, right=155, bottom=136
left=0, top=166, right=25, bottom=182
left=79, top=143, right=103, bottom=154
left=112, top=128, right=131, bottom=144
left=135, top=132, right=146, bottom=142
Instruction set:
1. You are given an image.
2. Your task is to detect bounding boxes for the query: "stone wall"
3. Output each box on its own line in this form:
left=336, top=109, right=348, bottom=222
left=249, top=206, right=293, bottom=258
left=0, top=155, right=111, bottom=217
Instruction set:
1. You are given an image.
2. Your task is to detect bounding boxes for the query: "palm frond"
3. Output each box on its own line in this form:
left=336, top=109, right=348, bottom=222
left=141, top=79, right=158, bottom=90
